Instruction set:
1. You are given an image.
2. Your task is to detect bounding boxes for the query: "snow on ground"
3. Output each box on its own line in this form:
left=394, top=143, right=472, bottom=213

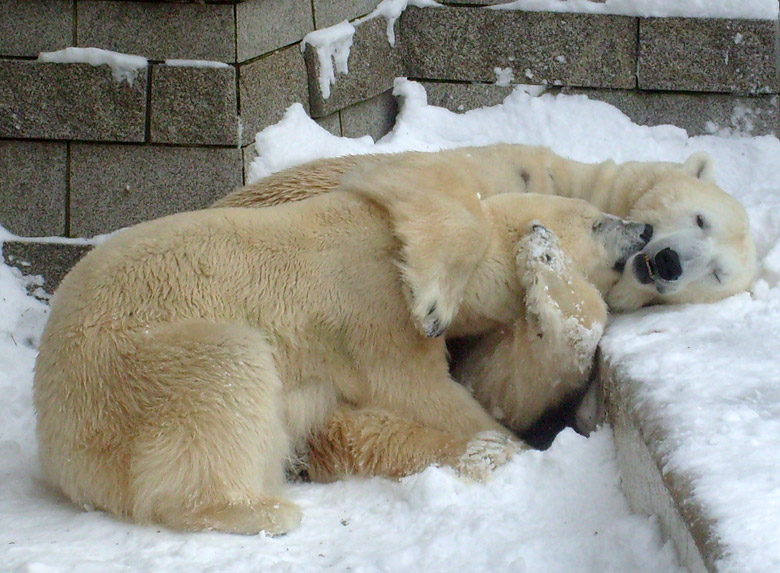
left=495, top=0, right=778, bottom=19
left=3, top=79, right=780, bottom=571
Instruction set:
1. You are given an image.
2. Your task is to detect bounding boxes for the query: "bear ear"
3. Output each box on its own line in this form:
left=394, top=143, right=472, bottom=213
left=682, top=152, right=716, bottom=181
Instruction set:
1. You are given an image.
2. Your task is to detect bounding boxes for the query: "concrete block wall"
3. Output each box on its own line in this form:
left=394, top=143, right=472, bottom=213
left=1, top=1, right=778, bottom=239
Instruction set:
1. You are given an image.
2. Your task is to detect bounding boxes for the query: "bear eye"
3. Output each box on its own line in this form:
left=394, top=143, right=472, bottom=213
left=696, top=214, right=707, bottom=229
left=712, top=269, right=723, bottom=284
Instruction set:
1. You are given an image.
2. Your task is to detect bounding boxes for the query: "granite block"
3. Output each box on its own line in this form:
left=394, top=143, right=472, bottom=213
left=306, top=16, right=404, bottom=117
left=151, top=64, right=239, bottom=146
left=401, top=7, right=637, bottom=89
left=421, top=81, right=515, bottom=112
left=2, top=241, right=92, bottom=295
left=237, top=0, right=313, bottom=62
left=340, top=90, right=397, bottom=140
left=0, top=0, right=73, bottom=57
left=69, top=144, right=243, bottom=237
left=639, top=18, right=779, bottom=94
left=78, top=0, right=235, bottom=62
left=0, top=140, right=67, bottom=237
left=313, top=0, right=378, bottom=29
left=315, top=112, right=343, bottom=136
left=0, top=60, right=147, bottom=142
left=239, top=45, right=309, bottom=146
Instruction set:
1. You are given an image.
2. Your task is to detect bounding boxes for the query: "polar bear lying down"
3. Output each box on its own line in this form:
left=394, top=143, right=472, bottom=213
left=217, top=144, right=757, bottom=452
left=34, top=162, right=649, bottom=534
left=219, top=144, right=756, bottom=312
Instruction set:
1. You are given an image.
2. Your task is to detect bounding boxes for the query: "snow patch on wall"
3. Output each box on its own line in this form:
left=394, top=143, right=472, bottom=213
left=38, top=47, right=148, bottom=86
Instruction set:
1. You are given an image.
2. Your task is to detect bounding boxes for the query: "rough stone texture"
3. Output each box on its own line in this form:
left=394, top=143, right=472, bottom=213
left=0, top=60, right=147, bottom=142
left=78, top=0, right=235, bottom=62
left=639, top=18, right=780, bottom=95
left=313, top=0, right=378, bottom=28
left=421, top=81, right=515, bottom=112
left=401, top=7, right=637, bottom=89
left=306, top=15, right=404, bottom=118
left=151, top=64, right=239, bottom=146
left=315, top=112, right=342, bottom=136
left=340, top=90, right=398, bottom=140
left=0, top=0, right=73, bottom=57
left=69, top=144, right=243, bottom=237
left=0, top=140, right=67, bottom=237
left=236, top=0, right=313, bottom=63
left=239, top=45, right=309, bottom=146
left=2, top=241, right=92, bottom=295
left=601, top=359, right=719, bottom=573
left=563, top=88, right=779, bottom=136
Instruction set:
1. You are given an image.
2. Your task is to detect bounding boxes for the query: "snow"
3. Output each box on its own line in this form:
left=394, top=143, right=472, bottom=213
left=303, top=0, right=439, bottom=99
left=38, top=47, right=148, bottom=86
left=302, top=21, right=356, bottom=100
left=164, top=60, right=231, bottom=69
left=495, top=0, right=779, bottom=19
left=4, top=74, right=780, bottom=569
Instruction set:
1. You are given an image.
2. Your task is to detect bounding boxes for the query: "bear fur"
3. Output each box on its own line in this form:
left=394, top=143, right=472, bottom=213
left=34, top=170, right=646, bottom=534
left=217, top=144, right=756, bottom=311
left=214, top=143, right=756, bottom=456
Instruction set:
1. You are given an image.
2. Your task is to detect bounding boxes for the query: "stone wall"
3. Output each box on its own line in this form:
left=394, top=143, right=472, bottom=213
left=1, top=0, right=778, bottom=239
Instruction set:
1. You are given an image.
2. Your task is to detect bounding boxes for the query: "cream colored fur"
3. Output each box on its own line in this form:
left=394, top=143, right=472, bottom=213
left=34, top=179, right=626, bottom=534
left=217, top=144, right=755, bottom=311
left=215, top=144, right=756, bottom=463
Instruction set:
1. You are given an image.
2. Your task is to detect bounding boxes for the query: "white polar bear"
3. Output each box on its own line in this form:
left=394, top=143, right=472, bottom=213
left=34, top=171, right=648, bottom=534
left=214, top=145, right=756, bottom=454
left=218, top=144, right=756, bottom=312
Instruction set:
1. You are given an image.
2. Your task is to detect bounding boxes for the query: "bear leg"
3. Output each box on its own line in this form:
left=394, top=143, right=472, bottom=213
left=125, top=320, right=301, bottom=535
left=302, top=406, right=519, bottom=482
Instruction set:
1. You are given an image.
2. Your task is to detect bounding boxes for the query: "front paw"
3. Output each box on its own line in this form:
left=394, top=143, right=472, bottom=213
left=410, top=286, right=455, bottom=338
left=455, top=431, right=521, bottom=481
left=517, top=222, right=565, bottom=275
left=419, top=301, right=446, bottom=338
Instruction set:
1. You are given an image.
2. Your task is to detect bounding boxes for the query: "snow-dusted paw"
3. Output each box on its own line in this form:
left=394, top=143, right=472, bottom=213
left=456, top=431, right=520, bottom=481
left=516, top=222, right=566, bottom=278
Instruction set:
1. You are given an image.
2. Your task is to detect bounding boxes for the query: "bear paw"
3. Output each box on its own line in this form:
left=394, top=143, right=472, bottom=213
left=455, top=431, right=520, bottom=481
left=409, top=285, right=456, bottom=339
left=516, top=222, right=566, bottom=277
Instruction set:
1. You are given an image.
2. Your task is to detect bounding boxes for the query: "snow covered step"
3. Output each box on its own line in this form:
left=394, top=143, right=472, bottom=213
left=602, top=361, right=717, bottom=572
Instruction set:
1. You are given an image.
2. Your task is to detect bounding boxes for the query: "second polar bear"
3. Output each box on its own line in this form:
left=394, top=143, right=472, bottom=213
left=217, top=144, right=756, bottom=312
left=34, top=162, right=649, bottom=534
left=214, top=144, right=756, bottom=454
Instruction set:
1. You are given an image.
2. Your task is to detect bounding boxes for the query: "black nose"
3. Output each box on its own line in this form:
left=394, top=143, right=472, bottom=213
left=640, top=224, right=653, bottom=245
left=654, top=247, right=682, bottom=281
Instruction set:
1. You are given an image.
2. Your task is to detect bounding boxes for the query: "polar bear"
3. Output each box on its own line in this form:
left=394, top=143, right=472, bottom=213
left=34, top=173, right=649, bottom=533
left=217, top=144, right=756, bottom=311
left=214, top=144, right=756, bottom=461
